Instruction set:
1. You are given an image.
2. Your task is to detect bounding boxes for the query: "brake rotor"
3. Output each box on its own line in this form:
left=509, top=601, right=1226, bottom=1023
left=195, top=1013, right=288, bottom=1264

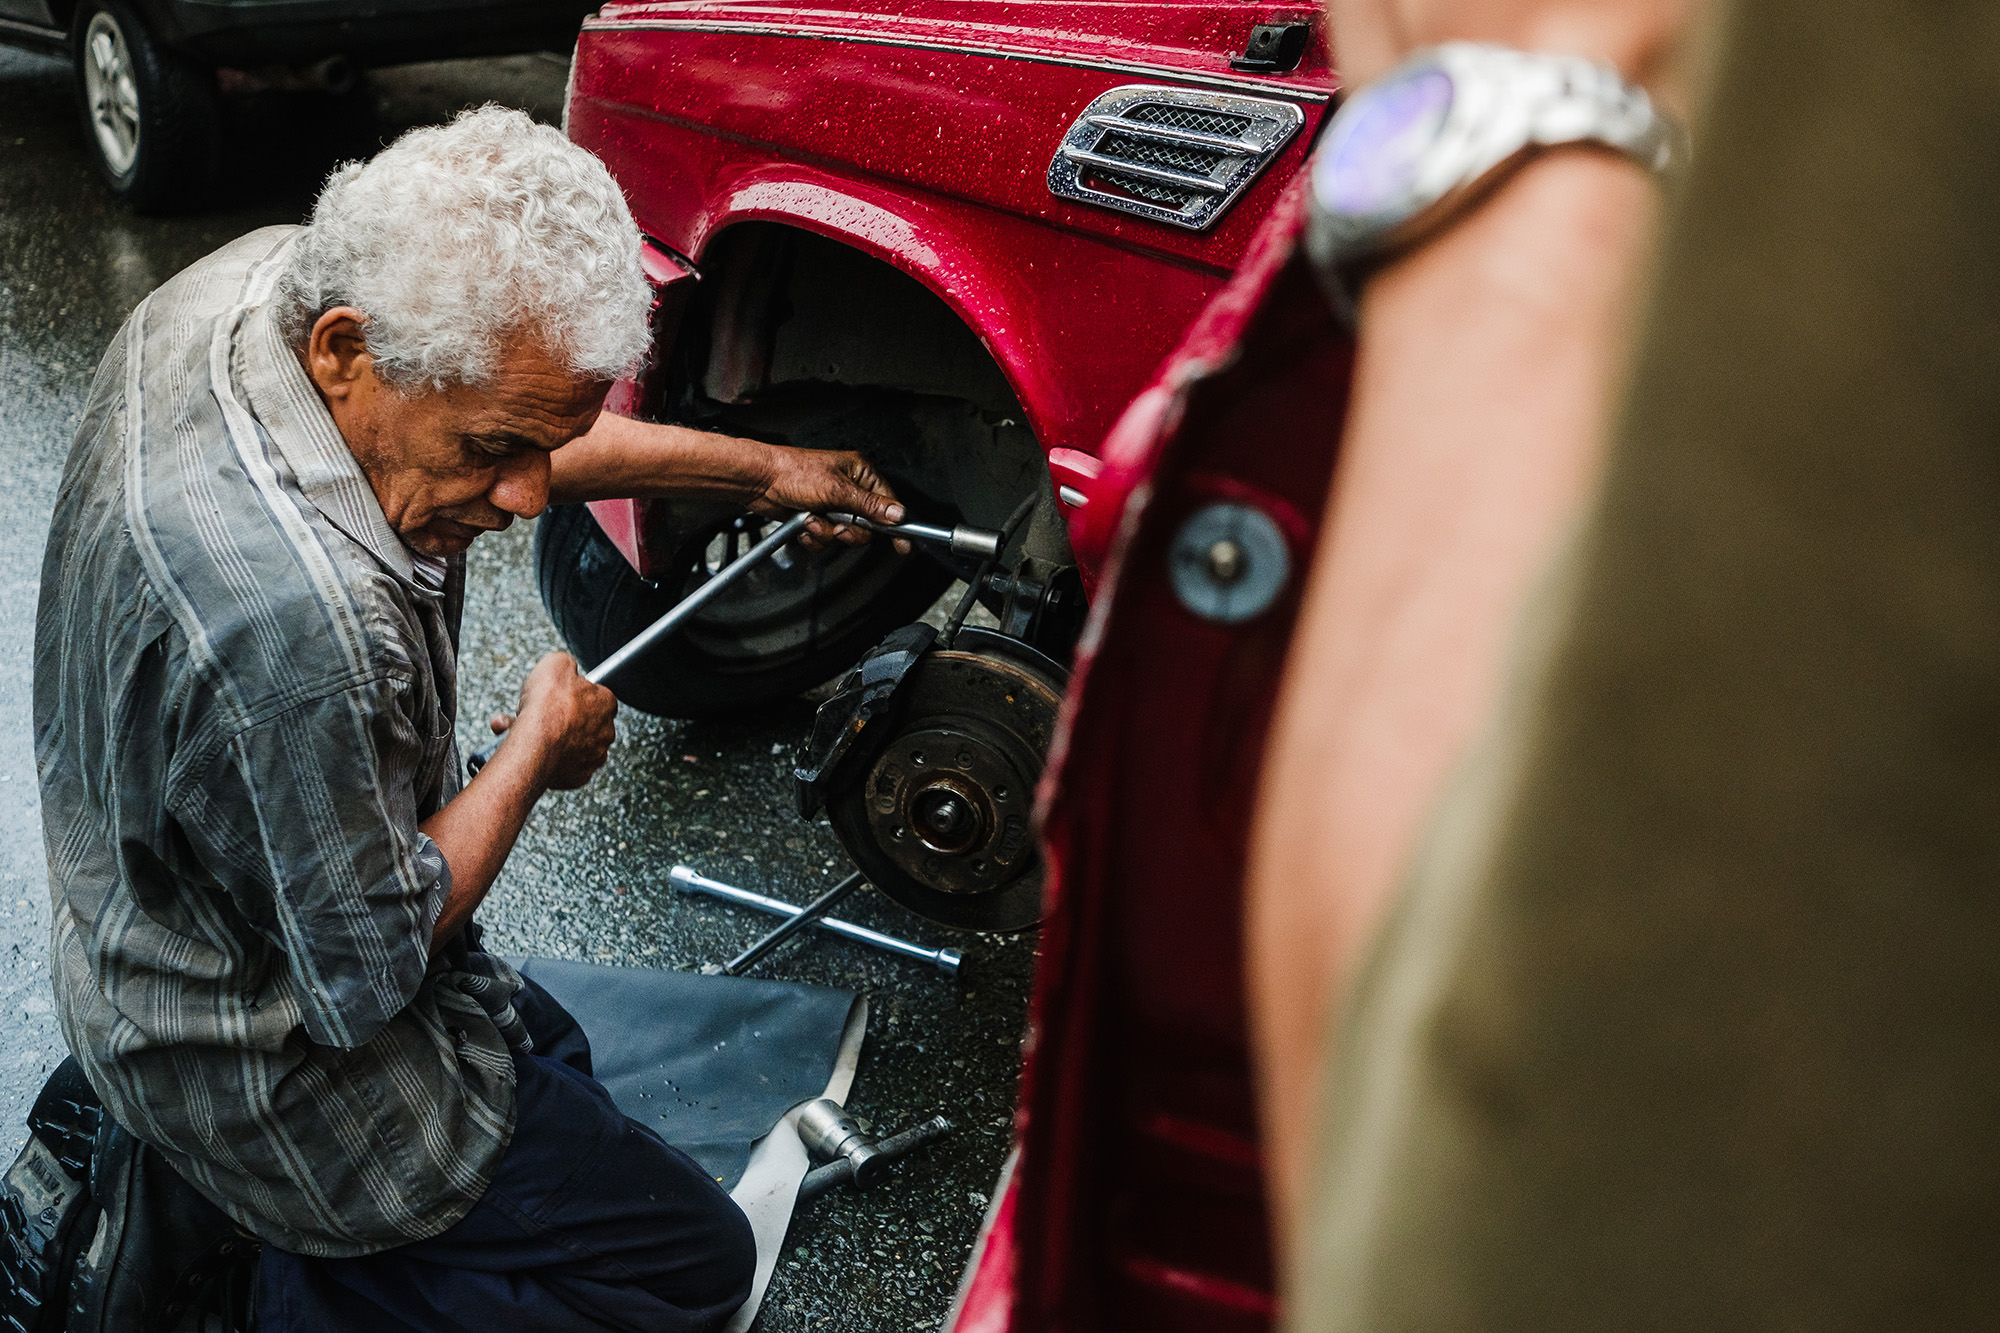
left=826, top=628, right=1067, bottom=932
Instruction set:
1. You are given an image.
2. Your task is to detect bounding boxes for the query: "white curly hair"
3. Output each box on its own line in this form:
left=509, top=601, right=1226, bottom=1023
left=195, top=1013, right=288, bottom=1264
left=276, top=104, right=650, bottom=391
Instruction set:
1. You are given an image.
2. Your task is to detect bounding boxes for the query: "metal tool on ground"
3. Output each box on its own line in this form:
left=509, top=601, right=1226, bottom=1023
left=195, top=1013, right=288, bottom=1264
left=699, top=870, right=865, bottom=977
left=672, top=867, right=964, bottom=975
left=468, top=512, right=814, bottom=775
left=793, top=1098, right=953, bottom=1202
left=821, top=512, right=1004, bottom=561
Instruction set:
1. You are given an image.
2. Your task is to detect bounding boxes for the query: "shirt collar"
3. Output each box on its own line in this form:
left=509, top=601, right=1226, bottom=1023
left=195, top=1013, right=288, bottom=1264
left=238, top=298, right=423, bottom=588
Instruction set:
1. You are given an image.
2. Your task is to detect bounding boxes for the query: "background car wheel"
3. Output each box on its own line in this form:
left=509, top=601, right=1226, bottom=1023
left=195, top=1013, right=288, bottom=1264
left=534, top=502, right=954, bottom=719
left=72, top=0, right=220, bottom=212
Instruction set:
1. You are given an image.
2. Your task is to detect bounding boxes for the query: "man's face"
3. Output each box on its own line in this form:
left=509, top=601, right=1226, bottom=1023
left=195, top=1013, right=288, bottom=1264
left=307, top=313, right=611, bottom=558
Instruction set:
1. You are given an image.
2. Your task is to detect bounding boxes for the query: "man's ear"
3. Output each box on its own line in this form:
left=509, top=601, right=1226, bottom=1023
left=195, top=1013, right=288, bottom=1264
left=305, top=308, right=375, bottom=401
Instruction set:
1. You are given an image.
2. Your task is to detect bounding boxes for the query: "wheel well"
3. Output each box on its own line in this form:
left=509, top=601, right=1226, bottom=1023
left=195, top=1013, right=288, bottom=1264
left=51, top=0, right=169, bottom=45
left=696, top=223, right=1019, bottom=416
left=652, top=223, right=1072, bottom=567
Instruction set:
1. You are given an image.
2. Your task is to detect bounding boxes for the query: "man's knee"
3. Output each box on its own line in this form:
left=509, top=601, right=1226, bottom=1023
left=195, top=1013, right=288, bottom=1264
left=696, top=1186, right=757, bottom=1314
left=629, top=1126, right=757, bottom=1313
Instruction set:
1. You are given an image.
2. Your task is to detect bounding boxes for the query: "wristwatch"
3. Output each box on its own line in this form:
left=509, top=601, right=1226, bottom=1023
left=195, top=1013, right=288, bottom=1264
left=1305, top=42, right=1682, bottom=324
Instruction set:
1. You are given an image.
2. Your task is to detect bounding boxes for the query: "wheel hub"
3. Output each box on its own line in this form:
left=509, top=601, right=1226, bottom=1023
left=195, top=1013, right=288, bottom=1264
left=867, top=723, right=1036, bottom=892
left=826, top=629, right=1066, bottom=932
left=82, top=13, right=140, bottom=178
left=910, top=785, right=980, bottom=854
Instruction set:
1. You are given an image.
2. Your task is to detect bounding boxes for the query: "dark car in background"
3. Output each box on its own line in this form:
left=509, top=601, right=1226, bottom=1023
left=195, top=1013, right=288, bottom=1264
left=0, top=0, right=594, bottom=209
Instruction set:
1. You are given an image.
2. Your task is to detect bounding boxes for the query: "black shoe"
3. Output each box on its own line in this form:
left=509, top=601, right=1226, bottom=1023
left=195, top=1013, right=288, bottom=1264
left=68, top=1123, right=256, bottom=1333
left=0, top=1058, right=102, bottom=1333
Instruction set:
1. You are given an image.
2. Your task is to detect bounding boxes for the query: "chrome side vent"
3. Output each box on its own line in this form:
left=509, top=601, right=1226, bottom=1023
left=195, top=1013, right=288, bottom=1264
left=1048, top=85, right=1305, bottom=231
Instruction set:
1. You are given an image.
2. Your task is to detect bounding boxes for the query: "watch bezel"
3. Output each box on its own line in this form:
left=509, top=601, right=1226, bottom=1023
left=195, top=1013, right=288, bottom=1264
left=1309, top=52, right=1463, bottom=259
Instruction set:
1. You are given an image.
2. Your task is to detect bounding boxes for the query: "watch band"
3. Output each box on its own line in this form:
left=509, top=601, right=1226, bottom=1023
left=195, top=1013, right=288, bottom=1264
left=1306, top=43, right=1683, bottom=326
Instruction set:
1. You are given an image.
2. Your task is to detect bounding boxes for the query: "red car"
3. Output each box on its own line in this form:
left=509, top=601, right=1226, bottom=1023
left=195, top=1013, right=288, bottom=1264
left=557, top=5, right=1342, bottom=1327
left=553, top=0, right=1332, bottom=696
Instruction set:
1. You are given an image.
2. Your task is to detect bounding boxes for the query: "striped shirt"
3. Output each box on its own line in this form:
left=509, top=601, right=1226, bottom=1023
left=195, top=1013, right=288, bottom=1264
left=33, top=227, right=519, bottom=1258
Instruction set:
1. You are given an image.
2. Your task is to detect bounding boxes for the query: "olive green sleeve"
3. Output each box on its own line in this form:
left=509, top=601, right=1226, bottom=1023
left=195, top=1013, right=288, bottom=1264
left=1294, top=3, right=2000, bottom=1328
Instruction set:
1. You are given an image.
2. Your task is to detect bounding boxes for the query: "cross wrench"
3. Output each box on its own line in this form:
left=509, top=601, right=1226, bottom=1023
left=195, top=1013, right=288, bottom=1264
left=467, top=511, right=813, bottom=774
left=670, top=866, right=963, bottom=974
left=701, top=870, right=865, bottom=976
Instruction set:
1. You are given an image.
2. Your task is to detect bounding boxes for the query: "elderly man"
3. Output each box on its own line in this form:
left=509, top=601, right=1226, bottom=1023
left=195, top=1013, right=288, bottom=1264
left=33, top=107, right=901, bottom=1329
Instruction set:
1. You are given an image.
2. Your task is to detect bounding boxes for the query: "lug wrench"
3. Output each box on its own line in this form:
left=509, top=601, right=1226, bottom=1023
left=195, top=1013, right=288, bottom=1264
left=467, top=511, right=813, bottom=774
left=701, top=870, right=865, bottom=976
left=671, top=866, right=963, bottom=975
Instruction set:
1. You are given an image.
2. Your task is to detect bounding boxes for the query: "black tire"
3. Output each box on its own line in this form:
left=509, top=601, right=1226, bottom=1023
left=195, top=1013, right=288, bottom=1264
left=534, top=503, right=954, bottom=719
left=71, top=0, right=220, bottom=213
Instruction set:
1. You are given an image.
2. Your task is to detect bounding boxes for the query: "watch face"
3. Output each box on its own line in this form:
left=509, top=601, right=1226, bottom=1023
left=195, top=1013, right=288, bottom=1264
left=1312, top=64, right=1455, bottom=220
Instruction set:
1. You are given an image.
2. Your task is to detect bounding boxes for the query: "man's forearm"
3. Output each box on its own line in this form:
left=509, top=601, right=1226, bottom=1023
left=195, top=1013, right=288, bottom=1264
left=547, top=411, right=776, bottom=508
left=419, top=742, right=548, bottom=957
left=1245, top=21, right=1681, bottom=1250
left=1329, top=0, right=1695, bottom=87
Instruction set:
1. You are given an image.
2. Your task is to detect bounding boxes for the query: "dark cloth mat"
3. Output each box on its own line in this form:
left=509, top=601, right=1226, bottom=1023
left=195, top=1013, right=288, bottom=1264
left=516, top=958, right=856, bottom=1192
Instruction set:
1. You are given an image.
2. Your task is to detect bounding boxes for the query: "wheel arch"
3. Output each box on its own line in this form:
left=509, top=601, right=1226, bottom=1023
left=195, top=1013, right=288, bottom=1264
left=680, top=180, right=1083, bottom=462
left=637, top=210, right=1083, bottom=577
left=56, top=0, right=188, bottom=52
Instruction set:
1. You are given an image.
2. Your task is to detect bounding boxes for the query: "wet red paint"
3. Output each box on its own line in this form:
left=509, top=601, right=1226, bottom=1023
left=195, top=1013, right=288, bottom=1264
left=974, top=181, right=1353, bottom=1332
left=566, top=0, right=1334, bottom=582
left=586, top=240, right=700, bottom=576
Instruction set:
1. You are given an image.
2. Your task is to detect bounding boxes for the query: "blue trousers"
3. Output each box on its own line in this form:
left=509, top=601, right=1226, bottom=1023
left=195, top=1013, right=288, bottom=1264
left=256, top=979, right=756, bottom=1332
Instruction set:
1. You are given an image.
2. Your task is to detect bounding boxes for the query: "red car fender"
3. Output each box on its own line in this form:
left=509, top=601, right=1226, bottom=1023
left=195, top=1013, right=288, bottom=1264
left=693, top=166, right=1095, bottom=459
left=952, top=174, right=1354, bottom=1332
left=587, top=240, right=702, bottom=578
left=585, top=163, right=1232, bottom=583
left=566, top=8, right=1332, bottom=583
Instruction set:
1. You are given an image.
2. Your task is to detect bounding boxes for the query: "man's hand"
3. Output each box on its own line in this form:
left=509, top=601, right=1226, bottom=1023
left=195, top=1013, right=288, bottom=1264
left=501, top=652, right=617, bottom=790
left=421, top=653, right=614, bottom=956
left=545, top=415, right=912, bottom=552
left=748, top=445, right=910, bottom=552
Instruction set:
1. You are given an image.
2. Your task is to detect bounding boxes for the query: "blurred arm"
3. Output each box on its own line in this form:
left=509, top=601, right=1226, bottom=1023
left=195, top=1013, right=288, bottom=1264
left=1245, top=0, right=1697, bottom=1259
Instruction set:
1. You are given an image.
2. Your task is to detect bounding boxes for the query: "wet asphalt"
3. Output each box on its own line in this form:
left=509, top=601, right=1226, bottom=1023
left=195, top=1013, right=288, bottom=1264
left=0, top=45, right=1033, bottom=1330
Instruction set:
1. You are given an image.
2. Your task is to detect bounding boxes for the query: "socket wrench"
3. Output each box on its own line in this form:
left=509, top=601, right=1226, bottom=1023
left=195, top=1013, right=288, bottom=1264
left=794, top=1098, right=953, bottom=1201
left=821, top=512, right=1003, bottom=561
